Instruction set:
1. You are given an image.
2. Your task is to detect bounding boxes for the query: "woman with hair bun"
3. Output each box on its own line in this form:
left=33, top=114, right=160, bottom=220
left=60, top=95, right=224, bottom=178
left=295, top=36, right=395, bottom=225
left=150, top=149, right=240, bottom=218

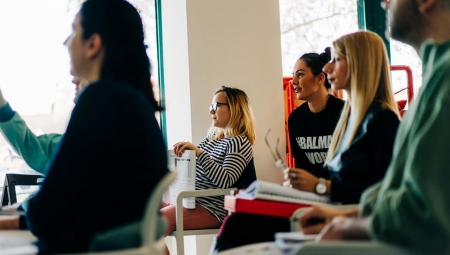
left=286, top=31, right=400, bottom=205
left=288, top=47, right=344, bottom=180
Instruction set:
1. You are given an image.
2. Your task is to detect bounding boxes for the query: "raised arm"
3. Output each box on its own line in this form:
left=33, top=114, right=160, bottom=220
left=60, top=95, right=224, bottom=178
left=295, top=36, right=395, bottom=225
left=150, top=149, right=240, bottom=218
left=0, top=101, right=62, bottom=173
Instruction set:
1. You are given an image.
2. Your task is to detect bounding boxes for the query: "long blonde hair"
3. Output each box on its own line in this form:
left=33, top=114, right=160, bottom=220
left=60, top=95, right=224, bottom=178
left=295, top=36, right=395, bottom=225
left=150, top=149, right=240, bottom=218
left=326, top=31, right=399, bottom=162
left=207, top=86, right=256, bottom=145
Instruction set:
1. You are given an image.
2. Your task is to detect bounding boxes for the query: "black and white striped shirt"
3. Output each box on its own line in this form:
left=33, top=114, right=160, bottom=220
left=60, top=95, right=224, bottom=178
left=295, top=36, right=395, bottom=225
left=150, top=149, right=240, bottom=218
left=195, top=135, right=253, bottom=222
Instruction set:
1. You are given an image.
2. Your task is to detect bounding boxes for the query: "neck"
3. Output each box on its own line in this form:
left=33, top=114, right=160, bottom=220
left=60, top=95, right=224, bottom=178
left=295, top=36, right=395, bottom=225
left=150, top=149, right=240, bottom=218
left=307, top=89, right=330, bottom=113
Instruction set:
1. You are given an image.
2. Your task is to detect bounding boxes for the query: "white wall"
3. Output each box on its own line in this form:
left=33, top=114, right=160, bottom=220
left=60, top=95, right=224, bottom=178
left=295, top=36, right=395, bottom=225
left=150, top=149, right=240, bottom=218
left=161, top=1, right=286, bottom=254
left=163, top=0, right=286, bottom=184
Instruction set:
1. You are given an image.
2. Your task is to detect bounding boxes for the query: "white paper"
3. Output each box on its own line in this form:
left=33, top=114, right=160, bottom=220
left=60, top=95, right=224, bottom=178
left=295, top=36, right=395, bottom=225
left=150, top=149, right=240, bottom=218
left=237, top=180, right=330, bottom=204
left=167, top=150, right=196, bottom=209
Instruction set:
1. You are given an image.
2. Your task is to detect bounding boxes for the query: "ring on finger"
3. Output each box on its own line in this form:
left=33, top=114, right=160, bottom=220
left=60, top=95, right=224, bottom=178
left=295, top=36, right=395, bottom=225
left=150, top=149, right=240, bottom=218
left=289, top=172, right=298, bottom=180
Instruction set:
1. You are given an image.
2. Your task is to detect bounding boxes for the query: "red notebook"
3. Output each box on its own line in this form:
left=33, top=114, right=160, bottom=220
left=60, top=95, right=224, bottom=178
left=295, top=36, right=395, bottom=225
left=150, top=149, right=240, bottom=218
left=224, top=195, right=312, bottom=218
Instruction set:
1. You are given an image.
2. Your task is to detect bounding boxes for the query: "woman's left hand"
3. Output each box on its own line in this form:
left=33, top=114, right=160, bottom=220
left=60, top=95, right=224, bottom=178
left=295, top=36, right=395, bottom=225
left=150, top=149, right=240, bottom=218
left=283, top=168, right=318, bottom=192
left=173, top=141, right=202, bottom=157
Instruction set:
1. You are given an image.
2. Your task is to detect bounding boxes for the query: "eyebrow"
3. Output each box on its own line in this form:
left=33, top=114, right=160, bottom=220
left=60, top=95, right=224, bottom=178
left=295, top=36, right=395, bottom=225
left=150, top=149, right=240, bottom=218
left=292, top=69, right=306, bottom=75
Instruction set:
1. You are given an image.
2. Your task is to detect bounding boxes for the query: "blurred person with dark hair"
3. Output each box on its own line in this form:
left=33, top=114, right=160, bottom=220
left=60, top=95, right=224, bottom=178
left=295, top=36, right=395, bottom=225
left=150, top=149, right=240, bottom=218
left=23, top=0, right=167, bottom=253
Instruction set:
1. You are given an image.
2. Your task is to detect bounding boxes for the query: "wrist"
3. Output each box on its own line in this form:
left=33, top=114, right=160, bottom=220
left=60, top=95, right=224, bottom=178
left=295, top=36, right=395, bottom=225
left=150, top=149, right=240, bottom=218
left=314, top=178, right=328, bottom=195
left=0, top=99, right=7, bottom=108
left=325, top=180, right=331, bottom=195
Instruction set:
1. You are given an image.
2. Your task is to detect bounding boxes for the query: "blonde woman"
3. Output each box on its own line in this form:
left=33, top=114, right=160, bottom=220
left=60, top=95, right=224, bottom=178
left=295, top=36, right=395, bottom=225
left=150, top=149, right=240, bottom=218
left=161, top=86, right=256, bottom=237
left=286, top=31, right=400, bottom=205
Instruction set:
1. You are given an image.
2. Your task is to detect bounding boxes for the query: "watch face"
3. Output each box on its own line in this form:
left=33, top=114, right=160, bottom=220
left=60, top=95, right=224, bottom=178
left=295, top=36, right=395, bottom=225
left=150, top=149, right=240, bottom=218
left=315, top=183, right=327, bottom=194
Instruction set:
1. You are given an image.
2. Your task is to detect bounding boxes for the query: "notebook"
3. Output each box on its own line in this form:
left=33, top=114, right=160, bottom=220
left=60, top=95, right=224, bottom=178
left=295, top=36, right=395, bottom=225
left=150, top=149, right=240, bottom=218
left=236, top=180, right=330, bottom=205
left=224, top=195, right=311, bottom=218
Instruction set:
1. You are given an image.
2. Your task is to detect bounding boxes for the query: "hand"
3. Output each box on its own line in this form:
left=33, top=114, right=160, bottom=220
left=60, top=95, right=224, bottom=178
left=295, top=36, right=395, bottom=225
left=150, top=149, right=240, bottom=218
left=316, top=216, right=371, bottom=241
left=0, top=87, right=7, bottom=107
left=283, top=168, right=318, bottom=192
left=173, top=141, right=202, bottom=157
left=300, top=205, right=359, bottom=234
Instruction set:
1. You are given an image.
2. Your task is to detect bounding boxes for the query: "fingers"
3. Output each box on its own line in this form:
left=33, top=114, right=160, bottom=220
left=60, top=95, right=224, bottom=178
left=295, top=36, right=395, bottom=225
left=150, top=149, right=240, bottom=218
left=299, top=206, right=329, bottom=227
left=302, top=223, right=327, bottom=235
left=173, top=142, right=194, bottom=157
left=173, top=142, right=186, bottom=157
left=316, top=216, right=347, bottom=241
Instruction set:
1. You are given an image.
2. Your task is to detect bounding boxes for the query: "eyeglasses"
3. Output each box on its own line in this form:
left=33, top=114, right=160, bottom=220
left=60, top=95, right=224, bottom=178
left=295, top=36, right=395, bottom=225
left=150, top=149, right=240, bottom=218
left=264, top=129, right=288, bottom=173
left=210, top=102, right=228, bottom=112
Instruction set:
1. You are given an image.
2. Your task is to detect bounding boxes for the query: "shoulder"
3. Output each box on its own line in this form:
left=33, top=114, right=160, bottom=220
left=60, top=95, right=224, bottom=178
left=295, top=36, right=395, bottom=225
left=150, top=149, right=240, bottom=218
left=222, top=136, right=252, bottom=150
left=365, top=102, right=400, bottom=129
left=288, top=102, right=308, bottom=120
left=76, top=80, right=153, bottom=112
left=328, top=95, right=345, bottom=107
left=78, top=80, right=145, bottom=102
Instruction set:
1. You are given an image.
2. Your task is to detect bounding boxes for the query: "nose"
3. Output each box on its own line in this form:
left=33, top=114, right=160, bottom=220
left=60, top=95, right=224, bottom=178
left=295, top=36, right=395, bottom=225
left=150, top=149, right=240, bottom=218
left=291, top=77, right=299, bottom=86
left=63, top=35, right=70, bottom=47
left=72, top=77, right=80, bottom=86
left=323, top=62, right=332, bottom=75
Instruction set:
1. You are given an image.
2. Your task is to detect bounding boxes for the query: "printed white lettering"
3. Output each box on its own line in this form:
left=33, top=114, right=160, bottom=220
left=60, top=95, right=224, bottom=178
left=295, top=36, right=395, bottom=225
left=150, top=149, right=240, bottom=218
left=318, top=136, right=327, bottom=148
left=306, top=137, right=312, bottom=149
left=314, top=152, right=323, bottom=163
left=305, top=152, right=315, bottom=164
left=320, top=152, right=327, bottom=162
left=296, top=137, right=306, bottom=149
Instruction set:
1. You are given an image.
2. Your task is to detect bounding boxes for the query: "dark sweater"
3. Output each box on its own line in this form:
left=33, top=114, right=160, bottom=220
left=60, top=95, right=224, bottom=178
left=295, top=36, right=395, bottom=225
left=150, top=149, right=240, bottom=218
left=288, top=95, right=344, bottom=178
left=26, top=80, right=168, bottom=254
left=326, top=102, right=400, bottom=204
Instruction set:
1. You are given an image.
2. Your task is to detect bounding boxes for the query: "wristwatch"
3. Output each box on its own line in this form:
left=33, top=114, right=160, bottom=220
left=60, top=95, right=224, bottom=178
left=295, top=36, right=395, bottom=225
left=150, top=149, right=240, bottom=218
left=315, top=178, right=327, bottom=195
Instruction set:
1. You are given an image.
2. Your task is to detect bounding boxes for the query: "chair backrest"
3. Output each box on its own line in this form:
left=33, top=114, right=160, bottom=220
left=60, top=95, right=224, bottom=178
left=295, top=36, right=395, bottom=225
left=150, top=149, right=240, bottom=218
left=232, top=157, right=256, bottom=190
left=1, top=173, right=44, bottom=206
left=142, top=170, right=177, bottom=247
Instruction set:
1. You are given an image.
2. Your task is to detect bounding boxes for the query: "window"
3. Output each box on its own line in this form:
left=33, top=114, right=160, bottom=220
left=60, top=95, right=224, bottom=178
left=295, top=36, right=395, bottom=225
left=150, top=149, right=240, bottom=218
left=279, top=0, right=358, bottom=76
left=0, top=0, right=158, bottom=198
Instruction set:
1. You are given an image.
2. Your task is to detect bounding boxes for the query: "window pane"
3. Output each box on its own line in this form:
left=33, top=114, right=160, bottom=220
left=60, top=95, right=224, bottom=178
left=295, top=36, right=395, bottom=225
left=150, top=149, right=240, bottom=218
left=0, top=0, right=158, bottom=191
left=279, top=0, right=358, bottom=76
left=390, top=40, right=422, bottom=106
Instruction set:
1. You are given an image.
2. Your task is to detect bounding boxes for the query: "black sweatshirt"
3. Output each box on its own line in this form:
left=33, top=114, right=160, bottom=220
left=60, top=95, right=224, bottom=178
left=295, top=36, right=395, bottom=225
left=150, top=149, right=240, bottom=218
left=288, top=95, right=344, bottom=178
left=26, top=80, right=168, bottom=254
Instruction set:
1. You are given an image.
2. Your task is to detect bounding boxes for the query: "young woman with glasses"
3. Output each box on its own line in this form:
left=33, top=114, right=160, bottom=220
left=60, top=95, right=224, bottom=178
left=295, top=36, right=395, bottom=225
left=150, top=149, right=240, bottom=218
left=160, top=86, right=257, bottom=247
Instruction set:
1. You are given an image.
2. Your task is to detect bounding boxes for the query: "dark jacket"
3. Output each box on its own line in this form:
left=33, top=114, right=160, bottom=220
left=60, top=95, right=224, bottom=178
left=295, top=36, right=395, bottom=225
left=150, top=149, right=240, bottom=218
left=27, top=81, right=168, bottom=254
left=325, top=102, right=400, bottom=204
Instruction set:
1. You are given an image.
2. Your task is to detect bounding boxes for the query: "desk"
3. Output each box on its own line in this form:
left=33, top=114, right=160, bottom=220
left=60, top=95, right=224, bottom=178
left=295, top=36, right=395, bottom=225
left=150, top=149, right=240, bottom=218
left=0, top=216, right=38, bottom=255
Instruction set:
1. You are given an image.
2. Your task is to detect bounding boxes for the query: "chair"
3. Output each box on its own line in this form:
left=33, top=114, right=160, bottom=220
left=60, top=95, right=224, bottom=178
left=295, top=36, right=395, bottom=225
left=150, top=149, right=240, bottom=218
left=0, top=170, right=177, bottom=255
left=169, top=188, right=237, bottom=255
left=1, top=173, right=44, bottom=206
left=168, top=158, right=256, bottom=255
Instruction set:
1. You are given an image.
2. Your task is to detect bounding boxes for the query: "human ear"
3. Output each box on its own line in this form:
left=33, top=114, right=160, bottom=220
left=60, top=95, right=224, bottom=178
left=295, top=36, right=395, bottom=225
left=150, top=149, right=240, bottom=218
left=317, top=72, right=326, bottom=86
left=86, top=34, right=103, bottom=60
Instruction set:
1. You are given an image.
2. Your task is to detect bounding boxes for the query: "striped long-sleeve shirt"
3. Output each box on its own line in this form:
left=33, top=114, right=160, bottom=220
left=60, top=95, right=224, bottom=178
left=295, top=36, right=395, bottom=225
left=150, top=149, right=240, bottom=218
left=195, top=135, right=253, bottom=222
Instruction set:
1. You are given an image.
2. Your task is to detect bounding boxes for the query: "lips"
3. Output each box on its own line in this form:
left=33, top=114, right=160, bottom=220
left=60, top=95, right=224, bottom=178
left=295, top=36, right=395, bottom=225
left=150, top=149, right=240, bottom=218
left=293, top=87, right=301, bottom=93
